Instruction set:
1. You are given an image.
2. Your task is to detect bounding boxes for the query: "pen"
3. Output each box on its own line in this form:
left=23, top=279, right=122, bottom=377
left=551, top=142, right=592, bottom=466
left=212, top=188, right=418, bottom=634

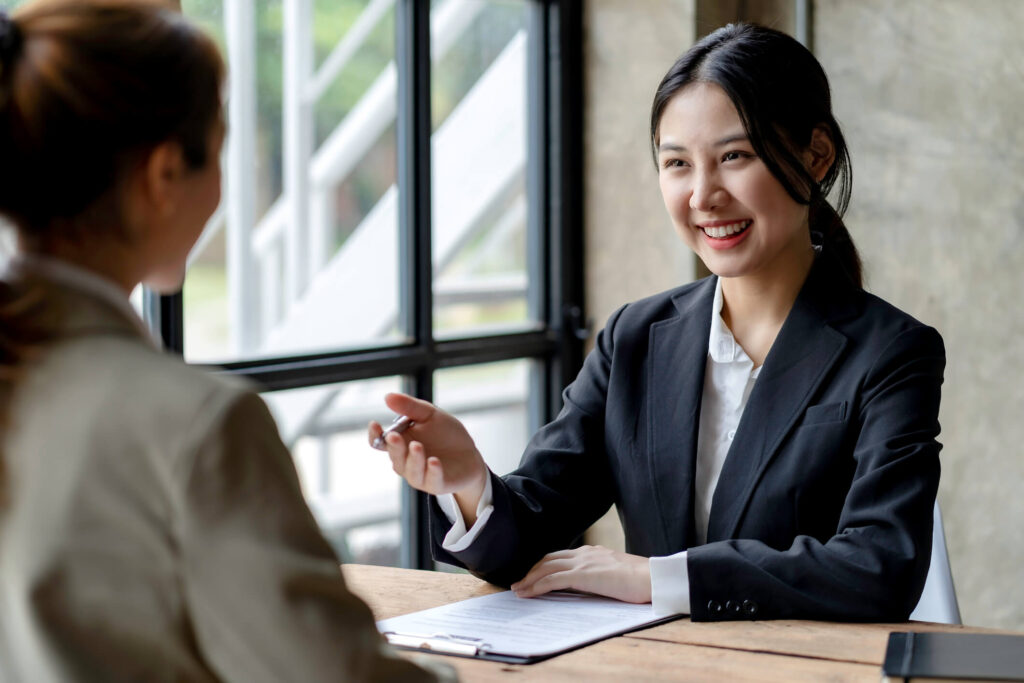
left=371, top=415, right=415, bottom=450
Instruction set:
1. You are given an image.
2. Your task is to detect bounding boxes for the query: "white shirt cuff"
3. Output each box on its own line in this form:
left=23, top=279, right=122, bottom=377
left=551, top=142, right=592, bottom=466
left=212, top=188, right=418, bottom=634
left=436, top=474, right=494, bottom=553
left=649, top=550, right=691, bottom=616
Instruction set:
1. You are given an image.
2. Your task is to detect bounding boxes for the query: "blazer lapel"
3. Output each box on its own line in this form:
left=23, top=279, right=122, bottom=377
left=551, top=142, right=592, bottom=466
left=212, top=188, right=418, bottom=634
left=648, top=277, right=715, bottom=553
left=706, top=269, right=850, bottom=542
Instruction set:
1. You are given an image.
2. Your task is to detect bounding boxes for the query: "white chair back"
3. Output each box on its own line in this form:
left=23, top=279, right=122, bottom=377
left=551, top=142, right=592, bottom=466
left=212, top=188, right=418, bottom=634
left=909, top=501, right=961, bottom=624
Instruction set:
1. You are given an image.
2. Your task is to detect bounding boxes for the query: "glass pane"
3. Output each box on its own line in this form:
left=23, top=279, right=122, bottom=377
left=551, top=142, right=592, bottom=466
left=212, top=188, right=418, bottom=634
left=262, top=376, right=404, bottom=566
left=430, top=1, right=534, bottom=339
left=434, top=359, right=532, bottom=477
left=182, top=0, right=401, bottom=363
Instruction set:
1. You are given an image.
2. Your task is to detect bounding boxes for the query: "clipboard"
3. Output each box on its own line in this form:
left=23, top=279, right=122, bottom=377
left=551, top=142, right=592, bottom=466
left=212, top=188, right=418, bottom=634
left=377, top=589, right=682, bottom=664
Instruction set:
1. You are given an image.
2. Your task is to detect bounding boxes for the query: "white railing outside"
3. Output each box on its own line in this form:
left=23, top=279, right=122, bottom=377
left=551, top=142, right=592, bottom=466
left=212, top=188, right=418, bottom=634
left=192, top=0, right=532, bottom=554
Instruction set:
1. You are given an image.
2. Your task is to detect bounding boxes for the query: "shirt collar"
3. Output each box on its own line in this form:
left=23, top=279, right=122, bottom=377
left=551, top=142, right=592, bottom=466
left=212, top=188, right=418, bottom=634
left=707, top=277, right=759, bottom=375
left=1, top=252, right=158, bottom=348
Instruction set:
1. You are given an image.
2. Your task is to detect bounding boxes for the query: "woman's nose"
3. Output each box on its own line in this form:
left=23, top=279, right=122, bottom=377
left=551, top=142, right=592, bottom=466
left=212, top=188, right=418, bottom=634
left=689, top=171, right=726, bottom=212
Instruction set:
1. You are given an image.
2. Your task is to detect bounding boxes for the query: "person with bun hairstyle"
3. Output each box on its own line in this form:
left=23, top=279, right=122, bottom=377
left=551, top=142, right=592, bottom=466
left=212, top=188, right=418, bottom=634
left=0, top=2, right=450, bottom=680
left=370, top=23, right=945, bottom=623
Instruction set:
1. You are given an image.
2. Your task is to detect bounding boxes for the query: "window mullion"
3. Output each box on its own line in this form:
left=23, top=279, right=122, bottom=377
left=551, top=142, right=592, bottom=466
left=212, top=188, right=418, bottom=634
left=546, top=0, right=586, bottom=418
left=526, top=3, right=549, bottom=436
left=144, top=290, right=184, bottom=356
left=396, top=0, right=433, bottom=570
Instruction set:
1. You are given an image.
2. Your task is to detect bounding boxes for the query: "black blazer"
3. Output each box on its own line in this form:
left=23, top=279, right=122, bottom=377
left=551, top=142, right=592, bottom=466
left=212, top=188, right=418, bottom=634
left=431, top=260, right=945, bottom=622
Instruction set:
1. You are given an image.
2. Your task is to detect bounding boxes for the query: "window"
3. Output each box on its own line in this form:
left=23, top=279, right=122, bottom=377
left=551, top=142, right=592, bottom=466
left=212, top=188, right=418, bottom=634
left=161, top=0, right=584, bottom=569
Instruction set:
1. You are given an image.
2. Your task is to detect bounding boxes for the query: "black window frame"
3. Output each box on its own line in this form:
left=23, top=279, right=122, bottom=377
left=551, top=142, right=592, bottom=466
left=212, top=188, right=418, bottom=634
left=144, top=0, right=584, bottom=571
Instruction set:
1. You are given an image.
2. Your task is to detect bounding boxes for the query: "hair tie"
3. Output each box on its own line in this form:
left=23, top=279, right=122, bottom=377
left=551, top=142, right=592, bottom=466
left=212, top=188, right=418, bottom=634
left=0, top=11, right=24, bottom=73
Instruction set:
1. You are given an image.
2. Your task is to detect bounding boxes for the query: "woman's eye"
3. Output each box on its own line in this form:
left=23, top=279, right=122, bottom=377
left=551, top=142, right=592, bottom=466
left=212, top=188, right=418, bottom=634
left=662, top=158, right=688, bottom=169
left=723, top=151, right=752, bottom=162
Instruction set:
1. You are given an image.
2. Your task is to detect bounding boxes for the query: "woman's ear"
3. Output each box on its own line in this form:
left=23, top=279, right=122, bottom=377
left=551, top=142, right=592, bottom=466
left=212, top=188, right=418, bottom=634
left=118, top=141, right=187, bottom=243
left=140, top=140, right=187, bottom=217
left=804, top=125, right=836, bottom=183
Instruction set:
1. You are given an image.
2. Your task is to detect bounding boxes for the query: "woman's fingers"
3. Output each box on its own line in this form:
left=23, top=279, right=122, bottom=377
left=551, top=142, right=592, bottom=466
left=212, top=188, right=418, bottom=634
left=529, top=548, right=580, bottom=563
left=387, top=438, right=449, bottom=495
left=367, top=420, right=383, bottom=447
left=423, top=456, right=446, bottom=492
left=512, top=554, right=577, bottom=595
left=514, top=570, right=575, bottom=598
left=384, top=430, right=407, bottom=475
left=410, top=441, right=433, bottom=489
left=383, top=392, right=436, bottom=423
left=369, top=395, right=487, bottom=498
left=510, top=546, right=653, bottom=603
left=397, top=440, right=424, bottom=489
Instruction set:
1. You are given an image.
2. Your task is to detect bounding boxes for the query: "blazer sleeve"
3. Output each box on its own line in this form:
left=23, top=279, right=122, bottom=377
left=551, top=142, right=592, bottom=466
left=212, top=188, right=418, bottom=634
left=429, top=306, right=628, bottom=587
left=179, top=392, right=453, bottom=683
left=686, top=324, right=945, bottom=622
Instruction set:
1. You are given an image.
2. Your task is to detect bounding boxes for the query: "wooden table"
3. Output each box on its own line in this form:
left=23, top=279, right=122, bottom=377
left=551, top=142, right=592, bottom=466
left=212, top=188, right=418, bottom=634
left=344, top=564, right=1019, bottom=682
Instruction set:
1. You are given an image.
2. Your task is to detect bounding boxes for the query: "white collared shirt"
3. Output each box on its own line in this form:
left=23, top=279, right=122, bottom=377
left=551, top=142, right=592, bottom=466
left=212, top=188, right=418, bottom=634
left=649, top=277, right=759, bottom=615
left=439, top=277, right=759, bottom=616
left=694, top=280, right=762, bottom=546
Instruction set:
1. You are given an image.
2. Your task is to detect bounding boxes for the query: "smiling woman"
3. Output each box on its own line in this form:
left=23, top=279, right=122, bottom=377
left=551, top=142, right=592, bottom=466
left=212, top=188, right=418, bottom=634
left=368, top=22, right=946, bottom=626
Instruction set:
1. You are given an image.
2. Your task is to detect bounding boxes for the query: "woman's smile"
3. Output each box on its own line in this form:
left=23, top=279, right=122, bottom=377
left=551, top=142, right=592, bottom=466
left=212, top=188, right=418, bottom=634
left=697, top=219, right=753, bottom=248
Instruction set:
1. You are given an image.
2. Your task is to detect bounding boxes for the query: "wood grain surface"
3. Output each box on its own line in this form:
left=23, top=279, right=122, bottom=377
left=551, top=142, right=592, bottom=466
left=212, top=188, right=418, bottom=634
left=342, top=564, right=1019, bottom=682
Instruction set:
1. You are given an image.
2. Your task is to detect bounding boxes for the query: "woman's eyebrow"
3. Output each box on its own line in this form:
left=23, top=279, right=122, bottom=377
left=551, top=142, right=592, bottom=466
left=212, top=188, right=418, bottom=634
left=714, top=133, right=749, bottom=147
left=658, top=133, right=749, bottom=154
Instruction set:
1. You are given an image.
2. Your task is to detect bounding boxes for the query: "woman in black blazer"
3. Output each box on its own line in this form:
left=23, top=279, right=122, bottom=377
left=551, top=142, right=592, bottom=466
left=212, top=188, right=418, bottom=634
left=370, top=24, right=944, bottom=622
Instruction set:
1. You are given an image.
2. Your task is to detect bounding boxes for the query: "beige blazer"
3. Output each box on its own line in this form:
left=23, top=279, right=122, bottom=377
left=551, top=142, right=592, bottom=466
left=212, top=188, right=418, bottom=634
left=0, top=275, right=448, bottom=682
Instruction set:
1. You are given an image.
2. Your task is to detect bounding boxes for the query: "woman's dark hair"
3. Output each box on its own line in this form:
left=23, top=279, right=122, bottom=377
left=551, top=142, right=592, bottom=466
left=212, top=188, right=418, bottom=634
left=0, top=0, right=225, bottom=234
left=0, top=0, right=225, bottom=503
left=650, top=23, right=862, bottom=288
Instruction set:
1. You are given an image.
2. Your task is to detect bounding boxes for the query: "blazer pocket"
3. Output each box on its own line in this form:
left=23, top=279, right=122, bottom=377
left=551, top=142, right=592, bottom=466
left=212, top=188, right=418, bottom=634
left=799, top=401, right=847, bottom=426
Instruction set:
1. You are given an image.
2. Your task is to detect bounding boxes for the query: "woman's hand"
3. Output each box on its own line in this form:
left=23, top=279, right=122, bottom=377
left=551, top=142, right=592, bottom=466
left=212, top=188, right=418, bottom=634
left=511, top=546, right=652, bottom=604
left=368, top=392, right=488, bottom=522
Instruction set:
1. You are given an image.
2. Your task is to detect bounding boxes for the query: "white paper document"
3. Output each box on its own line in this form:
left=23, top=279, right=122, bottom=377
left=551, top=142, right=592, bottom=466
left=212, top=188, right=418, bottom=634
left=377, top=590, right=676, bottom=662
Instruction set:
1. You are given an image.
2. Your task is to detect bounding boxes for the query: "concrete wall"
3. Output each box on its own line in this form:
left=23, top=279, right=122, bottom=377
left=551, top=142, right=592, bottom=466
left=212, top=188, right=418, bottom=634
left=581, top=0, right=1024, bottom=630
left=815, top=0, right=1024, bottom=630
left=583, top=0, right=697, bottom=330
left=581, top=0, right=697, bottom=550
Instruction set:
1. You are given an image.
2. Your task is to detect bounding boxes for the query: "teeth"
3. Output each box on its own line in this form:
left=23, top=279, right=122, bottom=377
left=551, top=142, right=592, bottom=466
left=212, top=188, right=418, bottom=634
left=701, top=220, right=751, bottom=238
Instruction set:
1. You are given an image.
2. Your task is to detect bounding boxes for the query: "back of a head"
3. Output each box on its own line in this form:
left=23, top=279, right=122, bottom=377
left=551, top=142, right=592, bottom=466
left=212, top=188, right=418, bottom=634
left=0, top=0, right=224, bottom=504
left=0, top=0, right=225, bottom=239
left=650, top=23, right=862, bottom=288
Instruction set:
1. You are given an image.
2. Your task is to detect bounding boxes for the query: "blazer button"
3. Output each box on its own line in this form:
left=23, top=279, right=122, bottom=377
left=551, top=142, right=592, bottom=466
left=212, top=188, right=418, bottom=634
left=707, top=600, right=723, bottom=615
left=742, top=600, right=759, bottom=617
left=725, top=600, right=742, bottom=615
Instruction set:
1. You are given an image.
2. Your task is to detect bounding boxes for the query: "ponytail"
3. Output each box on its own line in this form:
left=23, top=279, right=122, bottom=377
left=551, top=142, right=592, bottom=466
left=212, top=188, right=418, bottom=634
left=0, top=280, right=54, bottom=506
left=810, top=191, right=862, bottom=289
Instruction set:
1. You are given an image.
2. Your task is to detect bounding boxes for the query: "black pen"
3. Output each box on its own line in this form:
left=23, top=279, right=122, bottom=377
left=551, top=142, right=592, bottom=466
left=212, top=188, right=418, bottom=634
left=371, top=415, right=415, bottom=450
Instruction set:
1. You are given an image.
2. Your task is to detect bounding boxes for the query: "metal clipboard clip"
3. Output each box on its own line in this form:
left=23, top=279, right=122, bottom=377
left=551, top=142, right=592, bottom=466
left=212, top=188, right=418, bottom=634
left=383, top=631, right=492, bottom=657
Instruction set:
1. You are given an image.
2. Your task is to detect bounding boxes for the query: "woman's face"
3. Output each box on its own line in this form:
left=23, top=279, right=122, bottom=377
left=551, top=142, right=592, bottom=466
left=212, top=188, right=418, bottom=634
left=141, top=122, right=224, bottom=294
left=656, top=82, right=812, bottom=282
